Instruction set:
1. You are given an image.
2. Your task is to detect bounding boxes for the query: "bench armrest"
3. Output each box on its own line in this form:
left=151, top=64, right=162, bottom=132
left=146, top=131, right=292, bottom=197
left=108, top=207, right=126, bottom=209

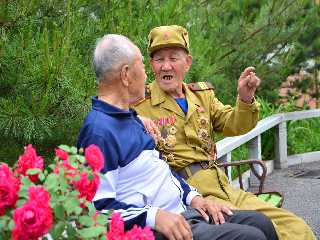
left=217, top=159, right=267, bottom=194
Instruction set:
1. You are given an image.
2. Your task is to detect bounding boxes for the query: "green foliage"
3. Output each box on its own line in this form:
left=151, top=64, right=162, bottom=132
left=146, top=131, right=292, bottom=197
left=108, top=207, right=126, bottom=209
left=258, top=96, right=320, bottom=159
left=0, top=0, right=319, bottom=160
left=231, top=95, right=320, bottom=172
left=287, top=118, right=320, bottom=155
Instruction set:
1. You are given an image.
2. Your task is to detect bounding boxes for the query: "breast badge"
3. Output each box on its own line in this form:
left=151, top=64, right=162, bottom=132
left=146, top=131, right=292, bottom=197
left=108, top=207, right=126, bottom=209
left=155, top=115, right=177, bottom=163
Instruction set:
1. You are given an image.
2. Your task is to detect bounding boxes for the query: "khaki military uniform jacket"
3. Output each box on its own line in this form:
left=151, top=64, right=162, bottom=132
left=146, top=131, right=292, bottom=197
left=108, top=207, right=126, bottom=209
left=133, top=81, right=259, bottom=170
left=133, top=81, right=316, bottom=240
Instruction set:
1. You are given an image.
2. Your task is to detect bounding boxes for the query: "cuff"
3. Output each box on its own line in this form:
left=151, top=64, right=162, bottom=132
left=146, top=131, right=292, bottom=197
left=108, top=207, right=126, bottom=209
left=186, top=191, right=201, bottom=206
left=146, top=207, right=159, bottom=229
left=237, top=97, right=260, bottom=113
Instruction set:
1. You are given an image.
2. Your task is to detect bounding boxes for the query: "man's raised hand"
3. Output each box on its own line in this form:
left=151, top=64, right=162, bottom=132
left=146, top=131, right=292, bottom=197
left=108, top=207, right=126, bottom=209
left=237, top=66, right=261, bottom=103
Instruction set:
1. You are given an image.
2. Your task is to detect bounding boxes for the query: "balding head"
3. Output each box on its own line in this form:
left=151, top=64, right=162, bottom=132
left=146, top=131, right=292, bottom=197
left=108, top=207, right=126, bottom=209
left=93, top=34, right=136, bottom=83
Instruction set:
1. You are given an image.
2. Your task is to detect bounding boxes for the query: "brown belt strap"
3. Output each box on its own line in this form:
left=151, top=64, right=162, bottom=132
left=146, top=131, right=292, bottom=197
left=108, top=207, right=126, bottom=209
left=177, top=162, right=207, bottom=180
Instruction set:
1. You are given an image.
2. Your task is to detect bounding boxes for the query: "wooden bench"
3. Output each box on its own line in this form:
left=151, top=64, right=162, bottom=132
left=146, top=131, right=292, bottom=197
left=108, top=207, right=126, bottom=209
left=218, top=159, right=284, bottom=207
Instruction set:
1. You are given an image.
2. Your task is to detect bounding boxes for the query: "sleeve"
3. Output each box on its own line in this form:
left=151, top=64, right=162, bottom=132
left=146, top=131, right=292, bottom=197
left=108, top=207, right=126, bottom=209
left=208, top=91, right=260, bottom=136
left=171, top=170, right=201, bottom=206
left=78, top=134, right=158, bottom=230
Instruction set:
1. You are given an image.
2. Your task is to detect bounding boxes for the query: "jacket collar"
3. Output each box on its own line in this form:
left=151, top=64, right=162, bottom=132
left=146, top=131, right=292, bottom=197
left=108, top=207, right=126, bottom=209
left=149, top=81, right=202, bottom=120
left=92, top=96, right=137, bottom=118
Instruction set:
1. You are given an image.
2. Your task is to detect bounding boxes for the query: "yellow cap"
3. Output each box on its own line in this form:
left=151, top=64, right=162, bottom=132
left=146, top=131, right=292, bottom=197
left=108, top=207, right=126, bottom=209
left=148, top=25, right=190, bottom=56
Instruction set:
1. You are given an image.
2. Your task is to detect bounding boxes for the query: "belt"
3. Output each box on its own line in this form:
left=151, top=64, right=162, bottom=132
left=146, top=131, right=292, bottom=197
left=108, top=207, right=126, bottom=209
left=177, top=161, right=212, bottom=180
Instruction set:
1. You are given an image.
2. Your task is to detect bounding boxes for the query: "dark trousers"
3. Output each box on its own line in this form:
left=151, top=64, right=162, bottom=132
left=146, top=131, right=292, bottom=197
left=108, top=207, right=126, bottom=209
left=154, top=208, right=278, bottom=240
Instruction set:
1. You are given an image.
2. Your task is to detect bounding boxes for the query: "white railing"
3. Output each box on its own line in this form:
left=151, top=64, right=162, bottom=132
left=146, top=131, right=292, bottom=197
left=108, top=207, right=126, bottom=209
left=216, top=109, right=320, bottom=185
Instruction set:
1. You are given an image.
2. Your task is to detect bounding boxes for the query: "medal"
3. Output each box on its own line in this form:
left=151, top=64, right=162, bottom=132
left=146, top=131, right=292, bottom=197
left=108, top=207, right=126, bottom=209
left=196, top=106, right=205, bottom=113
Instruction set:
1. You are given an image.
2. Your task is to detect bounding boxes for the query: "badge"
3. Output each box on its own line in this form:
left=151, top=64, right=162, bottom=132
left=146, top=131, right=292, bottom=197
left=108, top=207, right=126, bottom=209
left=160, top=128, right=168, bottom=138
left=163, top=32, right=169, bottom=40
left=198, top=129, right=209, bottom=140
left=157, top=137, right=166, bottom=151
left=169, top=126, right=177, bottom=135
left=198, top=116, right=209, bottom=126
left=202, top=141, right=212, bottom=152
left=166, top=153, right=175, bottom=163
left=170, top=115, right=175, bottom=125
left=196, top=106, right=205, bottom=113
left=165, top=135, right=176, bottom=148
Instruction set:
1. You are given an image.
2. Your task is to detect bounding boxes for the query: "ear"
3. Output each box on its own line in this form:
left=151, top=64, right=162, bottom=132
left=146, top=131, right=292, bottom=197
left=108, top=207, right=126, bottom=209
left=120, top=64, right=130, bottom=87
left=185, top=54, right=193, bottom=72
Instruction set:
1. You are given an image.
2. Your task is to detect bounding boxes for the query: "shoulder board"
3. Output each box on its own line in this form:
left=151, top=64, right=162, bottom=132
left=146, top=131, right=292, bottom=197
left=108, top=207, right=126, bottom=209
left=145, top=84, right=151, bottom=98
left=188, top=82, right=215, bottom=91
left=130, top=85, right=151, bottom=107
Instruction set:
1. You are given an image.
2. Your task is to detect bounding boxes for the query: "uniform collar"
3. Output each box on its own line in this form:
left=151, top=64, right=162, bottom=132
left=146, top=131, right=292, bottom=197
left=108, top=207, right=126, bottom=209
left=149, top=81, right=202, bottom=120
left=91, top=96, right=137, bottom=118
left=183, top=83, right=202, bottom=121
left=149, top=81, right=169, bottom=106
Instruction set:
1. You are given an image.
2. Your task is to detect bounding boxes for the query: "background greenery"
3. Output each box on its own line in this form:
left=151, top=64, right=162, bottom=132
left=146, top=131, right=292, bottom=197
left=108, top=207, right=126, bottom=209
left=0, top=0, right=319, bottom=164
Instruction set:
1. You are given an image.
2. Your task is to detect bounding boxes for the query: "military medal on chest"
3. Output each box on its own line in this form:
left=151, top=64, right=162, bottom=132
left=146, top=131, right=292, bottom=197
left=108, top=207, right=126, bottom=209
left=196, top=113, right=217, bottom=164
left=156, top=115, right=177, bottom=163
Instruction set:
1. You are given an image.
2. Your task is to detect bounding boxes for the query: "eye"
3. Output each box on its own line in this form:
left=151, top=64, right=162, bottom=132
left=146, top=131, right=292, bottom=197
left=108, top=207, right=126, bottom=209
left=154, top=58, right=164, bottom=63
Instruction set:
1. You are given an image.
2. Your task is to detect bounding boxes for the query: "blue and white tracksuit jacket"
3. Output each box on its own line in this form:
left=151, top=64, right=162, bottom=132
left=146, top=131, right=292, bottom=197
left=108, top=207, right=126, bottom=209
left=77, top=97, right=199, bottom=230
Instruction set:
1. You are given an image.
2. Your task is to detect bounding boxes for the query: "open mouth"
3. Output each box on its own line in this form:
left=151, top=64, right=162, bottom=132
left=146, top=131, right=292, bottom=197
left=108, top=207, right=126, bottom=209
left=161, top=75, right=173, bottom=81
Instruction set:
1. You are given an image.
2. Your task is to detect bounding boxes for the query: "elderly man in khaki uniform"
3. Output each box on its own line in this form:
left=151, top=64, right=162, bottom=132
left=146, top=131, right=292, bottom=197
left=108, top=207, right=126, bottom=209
left=133, top=25, right=316, bottom=240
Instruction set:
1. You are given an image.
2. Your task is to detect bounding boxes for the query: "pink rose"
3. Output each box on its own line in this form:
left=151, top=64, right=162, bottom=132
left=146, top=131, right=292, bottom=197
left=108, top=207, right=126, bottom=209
left=85, top=144, right=104, bottom=172
left=54, top=160, right=77, bottom=180
left=28, top=186, right=50, bottom=208
left=12, top=200, right=52, bottom=240
left=74, top=172, right=100, bottom=202
left=55, top=148, right=69, bottom=161
left=16, top=144, right=44, bottom=183
left=106, top=212, right=125, bottom=240
left=106, top=212, right=155, bottom=240
left=126, top=225, right=154, bottom=240
left=0, top=163, right=20, bottom=216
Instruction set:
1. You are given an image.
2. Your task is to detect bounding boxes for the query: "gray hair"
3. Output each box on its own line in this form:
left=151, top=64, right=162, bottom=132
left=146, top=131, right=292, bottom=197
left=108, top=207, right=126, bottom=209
left=93, top=34, right=136, bottom=82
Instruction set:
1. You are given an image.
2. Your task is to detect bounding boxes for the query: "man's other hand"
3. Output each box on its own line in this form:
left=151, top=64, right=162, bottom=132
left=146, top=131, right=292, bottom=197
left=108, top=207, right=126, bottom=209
left=237, top=66, right=261, bottom=103
left=155, top=209, right=193, bottom=240
left=190, top=196, right=233, bottom=225
left=138, top=116, right=161, bottom=143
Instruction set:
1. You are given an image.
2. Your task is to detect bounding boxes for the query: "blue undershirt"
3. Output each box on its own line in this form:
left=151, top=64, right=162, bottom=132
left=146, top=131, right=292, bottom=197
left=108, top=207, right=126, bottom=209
left=175, top=98, right=188, bottom=115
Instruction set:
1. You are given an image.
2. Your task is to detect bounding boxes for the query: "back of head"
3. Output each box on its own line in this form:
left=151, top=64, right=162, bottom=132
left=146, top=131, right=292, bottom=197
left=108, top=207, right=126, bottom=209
left=93, top=34, right=136, bottom=83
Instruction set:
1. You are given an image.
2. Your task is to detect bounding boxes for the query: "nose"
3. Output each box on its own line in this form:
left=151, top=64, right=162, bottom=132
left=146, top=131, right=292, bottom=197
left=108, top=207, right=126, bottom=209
left=161, top=60, right=173, bottom=71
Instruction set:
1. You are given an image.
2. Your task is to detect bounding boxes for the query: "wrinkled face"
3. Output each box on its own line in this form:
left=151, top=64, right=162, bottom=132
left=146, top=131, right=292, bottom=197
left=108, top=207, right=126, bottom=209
left=128, top=47, right=147, bottom=101
left=150, top=47, right=192, bottom=97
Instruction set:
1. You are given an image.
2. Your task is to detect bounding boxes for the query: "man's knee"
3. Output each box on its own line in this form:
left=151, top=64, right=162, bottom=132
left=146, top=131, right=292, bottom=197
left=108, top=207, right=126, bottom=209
left=234, top=210, right=278, bottom=240
left=230, top=210, right=278, bottom=240
left=214, top=224, right=267, bottom=240
left=236, top=226, right=267, bottom=240
left=241, top=210, right=272, bottom=225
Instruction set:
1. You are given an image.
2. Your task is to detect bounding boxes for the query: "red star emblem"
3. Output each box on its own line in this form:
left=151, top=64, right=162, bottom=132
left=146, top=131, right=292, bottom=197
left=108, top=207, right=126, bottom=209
left=163, top=32, right=169, bottom=40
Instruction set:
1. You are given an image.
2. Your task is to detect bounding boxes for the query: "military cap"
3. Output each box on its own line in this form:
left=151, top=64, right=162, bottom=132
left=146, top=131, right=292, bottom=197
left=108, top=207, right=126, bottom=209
left=148, top=25, right=190, bottom=56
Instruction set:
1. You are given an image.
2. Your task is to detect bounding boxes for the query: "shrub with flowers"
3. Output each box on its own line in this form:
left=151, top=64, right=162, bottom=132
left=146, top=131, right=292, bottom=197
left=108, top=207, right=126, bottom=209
left=0, top=144, right=154, bottom=240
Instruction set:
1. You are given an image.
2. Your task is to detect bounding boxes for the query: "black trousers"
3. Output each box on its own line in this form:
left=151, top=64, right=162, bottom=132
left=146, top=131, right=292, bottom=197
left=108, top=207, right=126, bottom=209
left=154, top=208, right=278, bottom=240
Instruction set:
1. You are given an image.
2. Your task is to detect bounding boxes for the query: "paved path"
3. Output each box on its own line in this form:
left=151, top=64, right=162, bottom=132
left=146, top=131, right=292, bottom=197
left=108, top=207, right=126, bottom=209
left=265, top=161, right=320, bottom=238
